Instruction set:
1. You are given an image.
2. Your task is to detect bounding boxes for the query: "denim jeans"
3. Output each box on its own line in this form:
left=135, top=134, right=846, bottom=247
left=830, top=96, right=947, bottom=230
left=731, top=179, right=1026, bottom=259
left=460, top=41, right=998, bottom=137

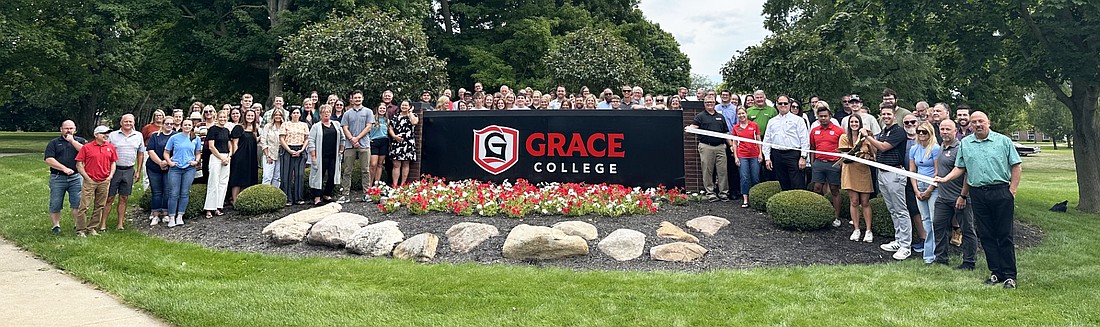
left=738, top=158, right=761, bottom=195
left=48, top=173, right=83, bottom=213
left=147, top=166, right=169, bottom=213
left=262, top=156, right=281, bottom=188
left=915, top=181, right=938, bottom=262
left=166, top=166, right=196, bottom=216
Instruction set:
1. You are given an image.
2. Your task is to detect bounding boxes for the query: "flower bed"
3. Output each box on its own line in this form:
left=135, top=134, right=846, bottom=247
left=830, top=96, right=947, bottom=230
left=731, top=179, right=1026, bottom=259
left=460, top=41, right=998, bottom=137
left=368, top=176, right=697, bottom=218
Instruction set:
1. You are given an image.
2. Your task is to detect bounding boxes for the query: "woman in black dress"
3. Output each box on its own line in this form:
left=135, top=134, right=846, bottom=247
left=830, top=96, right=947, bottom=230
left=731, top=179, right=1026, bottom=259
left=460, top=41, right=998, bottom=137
left=308, top=105, right=345, bottom=204
left=388, top=100, right=419, bottom=186
left=229, top=109, right=260, bottom=204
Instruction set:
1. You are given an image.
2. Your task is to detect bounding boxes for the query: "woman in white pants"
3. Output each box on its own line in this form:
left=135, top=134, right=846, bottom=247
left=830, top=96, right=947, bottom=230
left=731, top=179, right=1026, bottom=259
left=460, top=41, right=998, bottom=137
left=261, top=110, right=285, bottom=188
left=203, top=110, right=234, bottom=218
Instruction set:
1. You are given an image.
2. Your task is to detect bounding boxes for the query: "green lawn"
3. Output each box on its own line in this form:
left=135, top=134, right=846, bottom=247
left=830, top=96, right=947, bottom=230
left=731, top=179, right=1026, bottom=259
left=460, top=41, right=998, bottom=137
left=0, top=149, right=1097, bottom=326
left=0, top=131, right=54, bottom=153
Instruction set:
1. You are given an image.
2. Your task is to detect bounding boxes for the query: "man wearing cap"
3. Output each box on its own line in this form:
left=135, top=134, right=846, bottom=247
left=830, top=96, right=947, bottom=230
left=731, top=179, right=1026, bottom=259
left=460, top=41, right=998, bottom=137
left=44, top=120, right=87, bottom=234
left=104, top=114, right=145, bottom=230
left=75, top=126, right=118, bottom=237
left=840, top=95, right=882, bottom=134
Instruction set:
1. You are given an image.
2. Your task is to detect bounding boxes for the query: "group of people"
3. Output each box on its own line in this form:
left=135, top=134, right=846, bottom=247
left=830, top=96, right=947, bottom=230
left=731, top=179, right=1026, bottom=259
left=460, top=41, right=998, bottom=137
left=689, top=88, right=1022, bottom=289
left=416, top=84, right=716, bottom=111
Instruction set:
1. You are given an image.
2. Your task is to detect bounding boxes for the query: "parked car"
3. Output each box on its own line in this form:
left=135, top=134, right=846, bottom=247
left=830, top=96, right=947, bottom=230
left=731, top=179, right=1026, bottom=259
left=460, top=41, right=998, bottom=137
left=1014, top=142, right=1042, bottom=156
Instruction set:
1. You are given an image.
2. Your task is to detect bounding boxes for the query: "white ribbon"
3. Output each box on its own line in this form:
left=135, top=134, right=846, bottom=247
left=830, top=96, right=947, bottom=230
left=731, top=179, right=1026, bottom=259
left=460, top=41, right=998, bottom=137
left=685, top=127, right=937, bottom=185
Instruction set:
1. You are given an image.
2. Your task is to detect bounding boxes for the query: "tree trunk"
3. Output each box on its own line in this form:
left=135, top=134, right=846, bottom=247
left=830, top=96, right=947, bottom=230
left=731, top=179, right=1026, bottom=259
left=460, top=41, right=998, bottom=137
left=1052, top=137, right=1058, bottom=150
left=77, top=93, right=100, bottom=138
left=439, top=0, right=453, bottom=34
left=1061, top=81, right=1100, bottom=213
left=268, top=61, right=282, bottom=104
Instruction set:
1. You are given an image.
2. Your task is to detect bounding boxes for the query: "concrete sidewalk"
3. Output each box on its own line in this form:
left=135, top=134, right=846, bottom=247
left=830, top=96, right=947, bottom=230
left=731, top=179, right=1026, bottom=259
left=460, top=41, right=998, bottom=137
left=0, top=238, right=171, bottom=327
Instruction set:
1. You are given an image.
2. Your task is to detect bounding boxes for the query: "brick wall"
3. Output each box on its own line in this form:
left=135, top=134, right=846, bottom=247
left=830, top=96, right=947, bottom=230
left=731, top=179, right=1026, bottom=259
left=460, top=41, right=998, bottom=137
left=682, top=103, right=704, bottom=192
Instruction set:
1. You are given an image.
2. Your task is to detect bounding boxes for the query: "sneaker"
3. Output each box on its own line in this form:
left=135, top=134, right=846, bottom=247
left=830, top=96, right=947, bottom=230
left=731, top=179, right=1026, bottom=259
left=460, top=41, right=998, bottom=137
left=983, top=274, right=1000, bottom=286
left=951, top=230, right=963, bottom=246
left=176, top=216, right=185, bottom=226
left=166, top=216, right=177, bottom=228
left=52, top=226, right=61, bottom=234
left=720, top=197, right=730, bottom=202
left=150, top=216, right=160, bottom=226
left=336, top=196, right=348, bottom=204
left=955, top=263, right=976, bottom=271
left=849, top=230, right=861, bottom=241
left=363, top=194, right=371, bottom=203
left=892, top=247, right=912, bottom=260
left=832, top=219, right=842, bottom=228
left=707, top=196, right=720, bottom=203
left=913, top=243, right=925, bottom=253
left=880, top=241, right=900, bottom=252
left=76, top=231, right=87, bottom=238
left=1003, top=278, right=1017, bottom=289
left=88, top=229, right=99, bottom=237
left=862, top=230, right=874, bottom=243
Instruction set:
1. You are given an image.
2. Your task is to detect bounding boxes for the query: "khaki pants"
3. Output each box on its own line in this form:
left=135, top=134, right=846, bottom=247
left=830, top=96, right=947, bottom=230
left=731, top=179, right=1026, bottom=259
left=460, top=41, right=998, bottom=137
left=342, top=148, right=371, bottom=194
left=76, top=178, right=110, bottom=232
left=698, top=143, right=729, bottom=199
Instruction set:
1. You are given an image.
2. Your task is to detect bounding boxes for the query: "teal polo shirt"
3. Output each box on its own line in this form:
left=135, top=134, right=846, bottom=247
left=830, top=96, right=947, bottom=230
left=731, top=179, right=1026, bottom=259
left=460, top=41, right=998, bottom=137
left=955, top=131, right=1022, bottom=187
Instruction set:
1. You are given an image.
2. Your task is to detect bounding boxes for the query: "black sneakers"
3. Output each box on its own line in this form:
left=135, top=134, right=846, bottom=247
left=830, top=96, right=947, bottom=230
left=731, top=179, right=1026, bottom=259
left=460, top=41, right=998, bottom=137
left=1003, top=279, right=1017, bottom=289
left=983, top=274, right=1000, bottom=285
left=51, top=226, right=61, bottom=234
left=955, top=263, right=975, bottom=271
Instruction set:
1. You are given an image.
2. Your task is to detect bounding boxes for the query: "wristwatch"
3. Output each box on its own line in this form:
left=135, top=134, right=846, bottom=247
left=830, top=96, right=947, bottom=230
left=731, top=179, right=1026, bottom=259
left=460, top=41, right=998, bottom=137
left=960, top=195, right=968, bottom=199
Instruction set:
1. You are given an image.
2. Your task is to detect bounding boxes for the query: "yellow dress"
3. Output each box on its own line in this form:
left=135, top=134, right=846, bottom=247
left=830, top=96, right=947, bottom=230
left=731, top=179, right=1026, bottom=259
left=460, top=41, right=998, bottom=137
left=839, top=134, right=875, bottom=193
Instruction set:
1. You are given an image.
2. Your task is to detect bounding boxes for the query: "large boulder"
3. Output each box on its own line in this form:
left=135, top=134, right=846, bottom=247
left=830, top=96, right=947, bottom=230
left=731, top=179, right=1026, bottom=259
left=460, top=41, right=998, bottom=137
left=656, top=221, right=699, bottom=243
left=305, top=213, right=370, bottom=248
left=502, top=224, right=589, bottom=260
left=650, top=242, right=708, bottom=262
left=393, top=233, right=440, bottom=262
left=685, top=215, right=730, bottom=237
left=346, top=220, right=405, bottom=256
left=261, top=203, right=343, bottom=244
left=551, top=221, right=599, bottom=240
left=596, top=229, right=646, bottom=261
left=445, top=222, right=500, bottom=253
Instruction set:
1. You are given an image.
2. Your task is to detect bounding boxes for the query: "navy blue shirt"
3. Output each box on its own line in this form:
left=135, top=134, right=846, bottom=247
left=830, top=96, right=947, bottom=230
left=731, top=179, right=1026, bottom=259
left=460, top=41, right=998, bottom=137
left=693, top=110, right=730, bottom=146
left=44, top=135, right=87, bottom=174
left=875, top=124, right=907, bottom=167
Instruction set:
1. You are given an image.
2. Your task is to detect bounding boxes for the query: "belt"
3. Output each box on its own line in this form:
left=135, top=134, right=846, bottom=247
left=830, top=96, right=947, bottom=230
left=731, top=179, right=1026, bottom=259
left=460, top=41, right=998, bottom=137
left=974, top=183, right=1008, bottom=191
left=116, top=165, right=134, bottom=170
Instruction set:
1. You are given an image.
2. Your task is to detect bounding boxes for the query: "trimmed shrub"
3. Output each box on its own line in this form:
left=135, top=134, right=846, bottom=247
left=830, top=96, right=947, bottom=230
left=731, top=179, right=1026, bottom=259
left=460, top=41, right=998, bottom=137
left=185, top=184, right=207, bottom=218
left=236, top=184, right=287, bottom=215
left=748, top=181, right=782, bottom=212
left=869, top=197, right=894, bottom=238
left=767, top=190, right=835, bottom=231
left=139, top=189, right=151, bottom=211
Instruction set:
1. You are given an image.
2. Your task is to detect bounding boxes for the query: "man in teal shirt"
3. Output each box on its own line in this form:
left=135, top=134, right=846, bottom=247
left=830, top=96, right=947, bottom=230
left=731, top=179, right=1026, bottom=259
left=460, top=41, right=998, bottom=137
left=935, top=111, right=1022, bottom=289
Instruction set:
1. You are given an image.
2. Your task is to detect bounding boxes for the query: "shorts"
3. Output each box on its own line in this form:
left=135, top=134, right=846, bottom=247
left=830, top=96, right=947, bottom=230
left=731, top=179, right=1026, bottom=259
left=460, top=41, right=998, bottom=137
left=108, top=167, right=135, bottom=197
left=810, top=160, right=841, bottom=185
left=905, top=181, right=921, bottom=216
left=370, top=138, right=390, bottom=156
left=48, top=173, right=83, bottom=212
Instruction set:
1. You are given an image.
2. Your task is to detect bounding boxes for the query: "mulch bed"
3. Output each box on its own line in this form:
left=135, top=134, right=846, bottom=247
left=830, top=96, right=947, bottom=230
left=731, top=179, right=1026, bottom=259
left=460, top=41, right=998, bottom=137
left=131, top=200, right=1044, bottom=272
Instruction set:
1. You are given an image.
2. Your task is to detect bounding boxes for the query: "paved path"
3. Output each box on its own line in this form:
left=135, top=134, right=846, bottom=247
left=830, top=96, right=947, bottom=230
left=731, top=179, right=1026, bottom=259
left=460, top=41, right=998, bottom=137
left=0, top=153, right=33, bottom=157
left=0, top=238, right=172, bottom=327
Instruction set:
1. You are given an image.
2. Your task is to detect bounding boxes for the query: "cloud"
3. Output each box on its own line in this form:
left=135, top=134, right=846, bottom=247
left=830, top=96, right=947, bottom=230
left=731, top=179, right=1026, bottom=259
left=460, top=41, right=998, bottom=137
left=639, top=0, right=772, bottom=83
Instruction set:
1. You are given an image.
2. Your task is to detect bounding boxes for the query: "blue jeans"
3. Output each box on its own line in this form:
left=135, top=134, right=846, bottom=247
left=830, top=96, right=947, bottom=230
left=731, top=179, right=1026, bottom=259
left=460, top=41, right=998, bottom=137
left=738, top=158, right=761, bottom=196
left=166, top=166, right=196, bottom=216
left=48, top=173, right=83, bottom=213
left=916, top=181, right=939, bottom=262
left=147, top=166, right=169, bottom=213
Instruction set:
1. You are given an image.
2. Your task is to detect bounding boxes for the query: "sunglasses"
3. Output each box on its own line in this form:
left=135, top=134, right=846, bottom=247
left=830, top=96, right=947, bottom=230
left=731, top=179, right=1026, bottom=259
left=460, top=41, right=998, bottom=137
left=164, top=123, right=176, bottom=126
left=904, top=120, right=919, bottom=125
left=622, top=89, right=631, bottom=93
left=916, top=130, right=931, bottom=135
left=776, top=102, right=789, bottom=105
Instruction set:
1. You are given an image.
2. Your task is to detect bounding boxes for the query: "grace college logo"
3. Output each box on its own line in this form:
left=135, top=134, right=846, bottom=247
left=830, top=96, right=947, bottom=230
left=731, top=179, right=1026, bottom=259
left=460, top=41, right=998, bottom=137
left=472, top=125, right=519, bottom=175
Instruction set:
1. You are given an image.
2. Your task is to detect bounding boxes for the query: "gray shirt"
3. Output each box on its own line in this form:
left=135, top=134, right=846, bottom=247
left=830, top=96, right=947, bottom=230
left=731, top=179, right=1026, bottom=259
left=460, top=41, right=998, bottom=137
left=341, top=105, right=375, bottom=148
left=107, top=129, right=146, bottom=166
left=935, top=140, right=964, bottom=200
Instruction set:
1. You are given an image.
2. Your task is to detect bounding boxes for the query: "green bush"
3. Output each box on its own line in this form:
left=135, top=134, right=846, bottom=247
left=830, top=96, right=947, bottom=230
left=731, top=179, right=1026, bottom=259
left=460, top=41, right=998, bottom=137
left=139, top=189, right=151, bottom=211
left=235, top=184, right=287, bottom=215
left=826, top=190, right=851, bottom=220
left=767, top=190, right=835, bottom=231
left=748, top=181, right=782, bottom=212
left=185, top=184, right=207, bottom=218
left=869, top=197, right=894, bottom=238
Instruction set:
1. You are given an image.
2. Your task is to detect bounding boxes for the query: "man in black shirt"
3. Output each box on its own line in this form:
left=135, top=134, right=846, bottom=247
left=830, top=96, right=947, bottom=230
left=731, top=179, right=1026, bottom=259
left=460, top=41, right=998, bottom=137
left=686, top=97, right=734, bottom=202
left=864, top=106, right=913, bottom=260
left=44, top=120, right=87, bottom=234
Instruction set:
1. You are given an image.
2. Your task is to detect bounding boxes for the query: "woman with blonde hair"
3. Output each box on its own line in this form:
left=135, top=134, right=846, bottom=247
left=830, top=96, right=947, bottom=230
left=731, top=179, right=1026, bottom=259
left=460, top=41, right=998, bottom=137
left=260, top=109, right=285, bottom=188
left=909, top=121, right=942, bottom=263
left=203, top=110, right=234, bottom=218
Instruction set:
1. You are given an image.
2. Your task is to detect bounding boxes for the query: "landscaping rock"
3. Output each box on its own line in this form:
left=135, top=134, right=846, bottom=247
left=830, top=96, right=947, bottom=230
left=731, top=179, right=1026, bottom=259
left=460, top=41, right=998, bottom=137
left=551, top=221, right=599, bottom=240
left=685, top=215, right=731, bottom=237
left=445, top=222, right=500, bottom=253
left=596, top=229, right=646, bottom=261
left=656, top=221, right=699, bottom=243
left=393, top=233, right=439, bottom=262
left=502, top=224, right=589, bottom=260
left=305, top=213, right=370, bottom=248
left=346, top=220, right=405, bottom=256
left=282, top=203, right=343, bottom=224
left=650, top=242, right=708, bottom=262
left=261, top=203, right=343, bottom=244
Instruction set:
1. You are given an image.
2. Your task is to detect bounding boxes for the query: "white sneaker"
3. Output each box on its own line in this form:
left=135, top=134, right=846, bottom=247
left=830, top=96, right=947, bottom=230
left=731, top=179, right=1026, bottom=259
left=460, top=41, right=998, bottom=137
left=150, top=216, right=160, bottom=226
left=849, top=230, right=861, bottom=241
left=892, top=247, right=912, bottom=260
left=166, top=216, right=177, bottom=228
left=336, top=196, right=348, bottom=204
left=832, top=219, right=842, bottom=228
left=176, top=216, right=185, bottom=226
left=862, top=230, right=873, bottom=243
left=880, top=241, right=900, bottom=252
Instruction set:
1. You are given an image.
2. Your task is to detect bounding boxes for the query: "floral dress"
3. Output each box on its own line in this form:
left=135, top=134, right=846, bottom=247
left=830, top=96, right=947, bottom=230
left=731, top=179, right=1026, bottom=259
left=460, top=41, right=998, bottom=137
left=389, top=114, right=417, bottom=161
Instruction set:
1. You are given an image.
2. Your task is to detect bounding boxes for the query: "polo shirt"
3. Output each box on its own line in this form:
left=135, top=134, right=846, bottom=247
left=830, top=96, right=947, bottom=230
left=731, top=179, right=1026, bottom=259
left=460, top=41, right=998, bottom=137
left=107, top=129, right=146, bottom=167
left=875, top=124, right=907, bottom=167
left=76, top=141, right=118, bottom=181
left=935, top=140, right=965, bottom=199
left=762, top=112, right=810, bottom=160
left=956, top=131, right=1021, bottom=187
left=809, top=123, right=845, bottom=161
left=732, top=121, right=761, bottom=159
left=745, top=105, right=778, bottom=135
left=44, top=135, right=87, bottom=174
left=341, top=105, right=376, bottom=148
left=548, top=99, right=563, bottom=110
left=716, top=102, right=738, bottom=131
left=692, top=110, right=730, bottom=146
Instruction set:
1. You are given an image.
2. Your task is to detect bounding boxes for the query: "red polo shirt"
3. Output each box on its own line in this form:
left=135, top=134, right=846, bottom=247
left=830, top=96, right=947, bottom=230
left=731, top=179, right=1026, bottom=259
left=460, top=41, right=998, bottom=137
left=809, top=123, right=845, bottom=161
left=732, top=121, right=761, bottom=159
left=76, top=141, right=118, bottom=181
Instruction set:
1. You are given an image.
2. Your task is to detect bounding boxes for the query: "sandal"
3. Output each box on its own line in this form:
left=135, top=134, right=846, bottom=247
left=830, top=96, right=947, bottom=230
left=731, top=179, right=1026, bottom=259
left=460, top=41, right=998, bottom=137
left=741, top=203, right=749, bottom=208
left=215, top=210, right=224, bottom=216
left=205, top=211, right=213, bottom=219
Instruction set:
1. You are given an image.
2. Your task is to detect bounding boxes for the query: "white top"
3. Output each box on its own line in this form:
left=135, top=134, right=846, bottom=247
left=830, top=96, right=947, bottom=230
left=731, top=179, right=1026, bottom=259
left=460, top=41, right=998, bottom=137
left=840, top=112, right=883, bottom=135
left=108, top=129, right=146, bottom=166
left=762, top=112, right=810, bottom=160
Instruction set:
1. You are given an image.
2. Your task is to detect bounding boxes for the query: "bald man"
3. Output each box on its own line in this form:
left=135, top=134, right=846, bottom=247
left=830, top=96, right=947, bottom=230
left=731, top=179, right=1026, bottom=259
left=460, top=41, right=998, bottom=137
left=935, top=111, right=1022, bottom=289
left=930, top=120, right=977, bottom=270
left=44, top=120, right=87, bottom=234
left=104, top=114, right=145, bottom=230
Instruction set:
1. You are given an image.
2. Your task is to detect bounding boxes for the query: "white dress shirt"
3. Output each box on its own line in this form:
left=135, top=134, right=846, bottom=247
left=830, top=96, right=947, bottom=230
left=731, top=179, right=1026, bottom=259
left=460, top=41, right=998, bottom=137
left=762, top=112, right=810, bottom=160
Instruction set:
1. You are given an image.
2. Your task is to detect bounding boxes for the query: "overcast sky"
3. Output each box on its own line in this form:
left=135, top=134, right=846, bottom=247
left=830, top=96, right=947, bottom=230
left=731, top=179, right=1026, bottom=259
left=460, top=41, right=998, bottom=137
left=638, top=0, right=772, bottom=83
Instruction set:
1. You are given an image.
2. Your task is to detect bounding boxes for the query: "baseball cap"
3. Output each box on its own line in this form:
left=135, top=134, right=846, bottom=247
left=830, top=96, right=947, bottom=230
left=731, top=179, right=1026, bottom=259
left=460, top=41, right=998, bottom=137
left=189, top=112, right=203, bottom=120
left=849, top=95, right=862, bottom=103
left=93, top=126, right=111, bottom=134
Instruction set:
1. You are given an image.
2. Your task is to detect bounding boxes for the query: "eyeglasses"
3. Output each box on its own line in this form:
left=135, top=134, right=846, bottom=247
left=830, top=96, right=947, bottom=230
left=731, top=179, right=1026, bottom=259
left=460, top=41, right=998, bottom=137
left=164, top=123, right=176, bottom=126
left=916, top=130, right=931, bottom=135
left=776, top=102, right=789, bottom=105
left=791, top=105, right=800, bottom=109
left=904, top=120, right=919, bottom=125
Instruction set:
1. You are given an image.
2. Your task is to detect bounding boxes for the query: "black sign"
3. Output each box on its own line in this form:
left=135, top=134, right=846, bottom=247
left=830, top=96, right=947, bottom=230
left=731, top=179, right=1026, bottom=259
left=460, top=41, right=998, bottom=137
left=420, top=110, right=685, bottom=188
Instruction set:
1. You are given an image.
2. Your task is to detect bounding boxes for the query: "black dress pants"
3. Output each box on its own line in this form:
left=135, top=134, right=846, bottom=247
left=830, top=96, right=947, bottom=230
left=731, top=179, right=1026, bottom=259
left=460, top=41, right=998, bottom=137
left=772, top=149, right=805, bottom=191
left=972, top=183, right=1016, bottom=280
